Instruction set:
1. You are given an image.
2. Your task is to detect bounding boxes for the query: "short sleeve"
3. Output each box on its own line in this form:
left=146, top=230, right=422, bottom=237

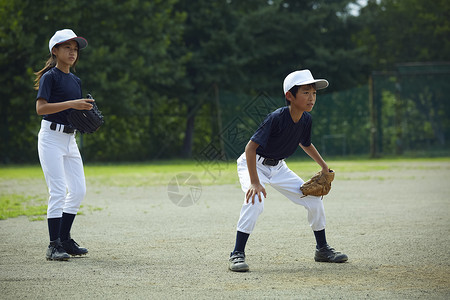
left=36, top=72, right=53, bottom=101
left=299, top=116, right=312, bottom=147
left=250, top=113, right=276, bottom=148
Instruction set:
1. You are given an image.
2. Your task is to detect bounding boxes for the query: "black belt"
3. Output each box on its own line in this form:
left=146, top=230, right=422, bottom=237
left=258, top=156, right=280, bottom=166
left=50, top=122, right=75, bottom=134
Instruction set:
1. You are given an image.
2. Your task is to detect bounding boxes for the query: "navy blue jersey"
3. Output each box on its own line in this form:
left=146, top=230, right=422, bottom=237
left=251, top=106, right=312, bottom=160
left=36, top=67, right=82, bottom=125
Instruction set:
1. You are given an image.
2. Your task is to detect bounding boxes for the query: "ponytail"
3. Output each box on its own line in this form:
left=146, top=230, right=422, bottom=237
left=34, top=55, right=57, bottom=90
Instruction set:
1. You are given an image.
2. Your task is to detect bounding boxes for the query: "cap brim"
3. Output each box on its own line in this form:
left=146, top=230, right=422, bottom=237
left=313, top=79, right=329, bottom=90
left=291, top=79, right=329, bottom=91
left=56, top=37, right=88, bottom=50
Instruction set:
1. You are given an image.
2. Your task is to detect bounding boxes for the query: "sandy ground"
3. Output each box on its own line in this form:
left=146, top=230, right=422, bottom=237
left=1, top=161, right=449, bottom=299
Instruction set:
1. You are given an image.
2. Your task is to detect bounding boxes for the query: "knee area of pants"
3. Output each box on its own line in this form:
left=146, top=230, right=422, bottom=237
left=308, top=205, right=324, bottom=215
left=245, top=200, right=264, bottom=214
left=305, top=197, right=324, bottom=208
left=69, top=184, right=86, bottom=200
left=73, top=189, right=86, bottom=200
left=49, top=187, right=67, bottom=199
left=68, top=195, right=85, bottom=208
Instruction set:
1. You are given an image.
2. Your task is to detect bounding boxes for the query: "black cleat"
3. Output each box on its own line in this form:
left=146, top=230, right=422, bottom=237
left=61, top=238, right=88, bottom=256
left=46, top=238, right=70, bottom=261
left=314, top=244, right=348, bottom=263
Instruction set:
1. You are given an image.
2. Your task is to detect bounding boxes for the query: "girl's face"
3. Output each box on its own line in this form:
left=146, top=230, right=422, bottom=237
left=288, top=84, right=317, bottom=112
left=52, top=40, right=79, bottom=67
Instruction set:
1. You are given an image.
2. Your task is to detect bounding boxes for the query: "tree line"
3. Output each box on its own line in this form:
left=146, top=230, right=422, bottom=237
left=0, top=0, right=449, bottom=163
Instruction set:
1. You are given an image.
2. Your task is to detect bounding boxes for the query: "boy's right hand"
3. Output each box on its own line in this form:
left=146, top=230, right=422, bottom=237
left=246, top=183, right=267, bottom=205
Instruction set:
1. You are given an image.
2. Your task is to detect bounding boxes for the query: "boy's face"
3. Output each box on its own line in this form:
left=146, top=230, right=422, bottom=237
left=287, top=84, right=317, bottom=112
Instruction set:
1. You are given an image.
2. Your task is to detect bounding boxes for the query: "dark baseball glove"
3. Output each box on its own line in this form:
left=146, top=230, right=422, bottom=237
left=300, top=169, right=335, bottom=197
left=67, top=94, right=104, bottom=134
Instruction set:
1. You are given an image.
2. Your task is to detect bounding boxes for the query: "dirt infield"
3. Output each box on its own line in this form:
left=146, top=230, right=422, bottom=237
left=1, top=161, right=449, bottom=299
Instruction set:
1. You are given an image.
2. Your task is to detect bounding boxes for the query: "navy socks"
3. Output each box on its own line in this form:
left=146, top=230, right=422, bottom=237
left=47, top=217, right=62, bottom=241
left=48, top=213, right=77, bottom=242
left=60, top=212, right=76, bottom=242
left=314, top=229, right=327, bottom=249
left=233, top=231, right=250, bottom=254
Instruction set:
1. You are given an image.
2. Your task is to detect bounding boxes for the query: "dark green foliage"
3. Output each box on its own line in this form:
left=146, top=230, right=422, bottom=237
left=0, top=0, right=449, bottom=162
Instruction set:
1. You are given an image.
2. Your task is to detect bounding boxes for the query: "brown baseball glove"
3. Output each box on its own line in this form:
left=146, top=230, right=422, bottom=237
left=300, top=169, right=335, bottom=197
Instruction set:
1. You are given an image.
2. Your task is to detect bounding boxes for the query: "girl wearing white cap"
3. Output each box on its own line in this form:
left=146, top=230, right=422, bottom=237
left=228, top=70, right=348, bottom=272
left=34, top=29, right=92, bottom=260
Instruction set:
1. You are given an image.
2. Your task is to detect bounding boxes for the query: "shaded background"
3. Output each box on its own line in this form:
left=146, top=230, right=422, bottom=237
left=1, top=0, right=449, bottom=163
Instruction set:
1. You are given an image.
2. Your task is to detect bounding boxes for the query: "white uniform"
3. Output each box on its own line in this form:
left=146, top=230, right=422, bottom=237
left=236, top=153, right=326, bottom=234
left=38, top=119, right=86, bottom=219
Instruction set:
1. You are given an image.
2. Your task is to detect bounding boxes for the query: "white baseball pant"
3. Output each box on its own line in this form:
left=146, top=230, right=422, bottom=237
left=38, top=120, right=86, bottom=218
left=236, top=153, right=326, bottom=234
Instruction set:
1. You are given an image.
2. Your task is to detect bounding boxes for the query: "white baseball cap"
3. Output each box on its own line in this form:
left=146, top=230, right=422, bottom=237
left=49, top=29, right=88, bottom=53
left=283, top=70, right=329, bottom=94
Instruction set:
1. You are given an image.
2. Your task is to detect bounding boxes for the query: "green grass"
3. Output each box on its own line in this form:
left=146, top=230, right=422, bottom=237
left=0, top=157, right=449, bottom=221
left=0, top=196, right=103, bottom=221
left=1, top=157, right=449, bottom=184
left=0, top=194, right=47, bottom=220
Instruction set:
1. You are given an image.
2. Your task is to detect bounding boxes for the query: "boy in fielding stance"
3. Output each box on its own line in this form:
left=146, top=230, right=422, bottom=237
left=229, top=70, right=348, bottom=272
